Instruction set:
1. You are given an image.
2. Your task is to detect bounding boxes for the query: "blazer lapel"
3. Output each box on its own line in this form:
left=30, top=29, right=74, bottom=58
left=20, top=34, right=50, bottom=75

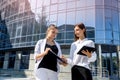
left=41, top=39, right=47, bottom=52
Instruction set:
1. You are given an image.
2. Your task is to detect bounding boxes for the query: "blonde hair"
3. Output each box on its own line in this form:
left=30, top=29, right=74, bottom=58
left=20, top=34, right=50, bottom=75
left=46, top=24, right=58, bottom=37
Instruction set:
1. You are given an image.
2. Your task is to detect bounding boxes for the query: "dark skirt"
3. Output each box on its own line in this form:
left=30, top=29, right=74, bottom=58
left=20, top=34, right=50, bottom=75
left=71, top=65, right=93, bottom=80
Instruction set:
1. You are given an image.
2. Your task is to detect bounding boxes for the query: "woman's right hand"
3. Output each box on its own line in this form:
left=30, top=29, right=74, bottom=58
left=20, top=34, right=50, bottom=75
left=44, top=48, right=51, bottom=55
left=59, top=56, right=68, bottom=66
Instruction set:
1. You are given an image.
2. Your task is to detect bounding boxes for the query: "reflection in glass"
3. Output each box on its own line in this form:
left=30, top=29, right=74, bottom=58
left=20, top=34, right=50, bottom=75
left=66, top=12, right=75, bottom=24
left=50, top=14, right=57, bottom=23
left=0, top=53, right=5, bottom=68
left=58, top=13, right=66, bottom=26
left=50, top=4, right=57, bottom=12
left=67, top=2, right=75, bottom=9
left=76, top=11, right=85, bottom=24
left=58, top=3, right=66, bottom=10
left=8, top=52, right=16, bottom=69
left=51, top=0, right=58, bottom=4
left=20, top=51, right=30, bottom=69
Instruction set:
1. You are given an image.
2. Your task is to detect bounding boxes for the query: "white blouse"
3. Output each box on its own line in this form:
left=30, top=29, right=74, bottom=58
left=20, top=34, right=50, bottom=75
left=67, top=38, right=97, bottom=69
left=34, top=39, right=62, bottom=74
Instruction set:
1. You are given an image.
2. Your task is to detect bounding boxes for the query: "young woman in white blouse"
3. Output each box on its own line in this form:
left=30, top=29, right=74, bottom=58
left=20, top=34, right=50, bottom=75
left=67, top=23, right=97, bottom=80
left=34, top=24, right=65, bottom=80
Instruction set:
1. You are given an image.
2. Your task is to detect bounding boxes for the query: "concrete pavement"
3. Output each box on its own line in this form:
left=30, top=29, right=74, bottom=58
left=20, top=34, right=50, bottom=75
left=0, top=77, right=35, bottom=80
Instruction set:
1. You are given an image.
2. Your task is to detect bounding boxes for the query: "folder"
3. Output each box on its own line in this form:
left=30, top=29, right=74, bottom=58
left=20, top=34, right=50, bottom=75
left=50, top=50, right=67, bottom=63
left=77, top=46, right=96, bottom=56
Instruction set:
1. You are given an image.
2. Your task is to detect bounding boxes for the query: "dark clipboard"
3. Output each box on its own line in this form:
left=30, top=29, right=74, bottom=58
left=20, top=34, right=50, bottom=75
left=50, top=50, right=67, bottom=63
left=77, top=46, right=96, bottom=56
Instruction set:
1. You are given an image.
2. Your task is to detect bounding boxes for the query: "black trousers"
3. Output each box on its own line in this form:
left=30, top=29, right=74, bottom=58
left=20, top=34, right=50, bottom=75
left=71, top=65, right=93, bottom=80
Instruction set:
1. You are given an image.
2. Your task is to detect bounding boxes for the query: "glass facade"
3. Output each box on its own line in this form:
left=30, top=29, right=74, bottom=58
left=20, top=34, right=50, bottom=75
left=0, top=0, right=97, bottom=49
left=0, top=0, right=120, bottom=79
left=0, top=52, right=5, bottom=68
left=20, top=51, right=30, bottom=69
left=0, top=0, right=119, bottom=49
left=95, top=0, right=120, bottom=45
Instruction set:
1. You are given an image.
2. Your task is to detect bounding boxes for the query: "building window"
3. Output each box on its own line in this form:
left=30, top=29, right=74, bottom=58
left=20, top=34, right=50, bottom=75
left=16, top=25, right=22, bottom=38
left=19, top=2, right=25, bottom=13
left=51, top=0, right=58, bottom=4
left=20, top=51, right=30, bottom=69
left=8, top=52, right=16, bottom=69
left=0, top=53, right=5, bottom=68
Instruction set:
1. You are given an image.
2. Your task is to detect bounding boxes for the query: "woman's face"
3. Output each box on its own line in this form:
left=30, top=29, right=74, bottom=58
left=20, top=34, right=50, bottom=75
left=47, top=28, right=58, bottom=39
left=74, top=26, right=85, bottom=38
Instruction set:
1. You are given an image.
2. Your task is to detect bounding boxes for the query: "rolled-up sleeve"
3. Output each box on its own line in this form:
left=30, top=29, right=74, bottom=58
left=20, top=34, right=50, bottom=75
left=67, top=43, right=75, bottom=66
left=88, top=41, right=97, bottom=62
left=34, top=40, right=41, bottom=60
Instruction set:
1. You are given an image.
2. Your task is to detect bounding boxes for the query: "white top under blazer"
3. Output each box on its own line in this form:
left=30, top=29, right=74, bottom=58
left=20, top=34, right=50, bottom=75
left=67, top=38, right=97, bottom=69
left=34, top=39, right=62, bottom=75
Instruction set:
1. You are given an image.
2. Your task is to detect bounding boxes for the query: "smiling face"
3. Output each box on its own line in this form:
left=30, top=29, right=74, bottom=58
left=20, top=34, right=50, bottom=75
left=74, top=26, right=85, bottom=38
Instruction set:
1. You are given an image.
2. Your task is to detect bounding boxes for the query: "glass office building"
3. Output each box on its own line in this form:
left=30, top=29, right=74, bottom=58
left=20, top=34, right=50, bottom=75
left=0, top=0, right=120, bottom=80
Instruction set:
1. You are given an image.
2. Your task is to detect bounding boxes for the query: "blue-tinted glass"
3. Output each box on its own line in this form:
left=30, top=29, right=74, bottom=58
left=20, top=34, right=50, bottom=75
left=85, top=9, right=95, bottom=27
left=105, top=31, right=113, bottom=40
left=51, top=0, right=58, bottom=4
left=20, top=51, right=30, bottom=69
left=113, top=32, right=119, bottom=40
left=112, top=11, right=119, bottom=31
left=15, top=38, right=20, bottom=43
left=95, top=31, right=105, bottom=39
left=58, top=13, right=66, bottom=26
left=27, top=36, right=32, bottom=42
left=76, top=11, right=85, bottom=24
left=66, top=31, right=74, bottom=39
left=33, top=35, right=40, bottom=41
left=43, top=0, right=50, bottom=6
left=105, top=9, right=111, bottom=18
left=50, top=14, right=57, bottom=24
left=86, top=0, right=95, bottom=6
left=57, top=32, right=64, bottom=40
left=50, top=4, right=57, bottom=12
left=58, top=3, right=66, bottom=10
left=59, top=0, right=66, bottom=3
left=95, top=9, right=104, bottom=30
left=8, top=52, right=16, bottom=69
left=104, top=0, right=112, bottom=6
left=21, top=37, right=26, bottom=43
left=105, top=18, right=112, bottom=30
left=27, top=19, right=34, bottom=35
left=86, top=28, right=95, bottom=39
left=66, top=12, right=75, bottom=24
left=67, top=1, right=75, bottom=9
left=40, top=33, right=46, bottom=39
left=22, top=20, right=27, bottom=36
left=0, top=53, right=5, bottom=68
left=76, top=0, right=86, bottom=8
left=112, top=0, right=118, bottom=8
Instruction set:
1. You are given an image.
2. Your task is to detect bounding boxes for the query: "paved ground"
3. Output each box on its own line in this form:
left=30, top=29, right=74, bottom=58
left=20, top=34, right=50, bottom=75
left=0, top=77, right=35, bottom=80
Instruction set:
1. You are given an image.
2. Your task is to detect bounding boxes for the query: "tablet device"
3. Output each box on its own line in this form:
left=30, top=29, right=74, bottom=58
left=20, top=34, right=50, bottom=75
left=50, top=50, right=67, bottom=63
left=77, top=46, right=96, bottom=56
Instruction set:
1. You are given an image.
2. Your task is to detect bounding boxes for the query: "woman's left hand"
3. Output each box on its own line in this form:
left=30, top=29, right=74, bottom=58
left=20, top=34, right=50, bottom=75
left=81, top=50, right=92, bottom=58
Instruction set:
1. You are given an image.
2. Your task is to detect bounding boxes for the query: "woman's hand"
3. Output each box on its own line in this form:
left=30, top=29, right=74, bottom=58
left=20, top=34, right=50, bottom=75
left=44, top=48, right=51, bottom=55
left=36, top=48, right=51, bottom=60
left=81, top=50, right=92, bottom=58
left=59, top=56, right=68, bottom=66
